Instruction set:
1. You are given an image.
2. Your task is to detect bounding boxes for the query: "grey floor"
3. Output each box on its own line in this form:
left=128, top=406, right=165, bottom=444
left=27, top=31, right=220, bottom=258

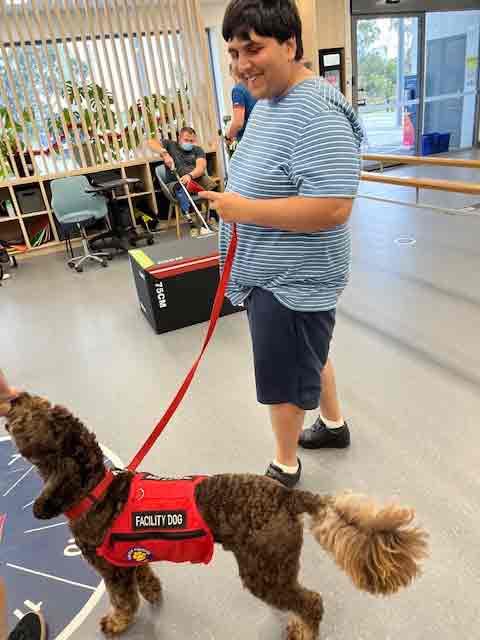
left=2, top=156, right=480, bottom=638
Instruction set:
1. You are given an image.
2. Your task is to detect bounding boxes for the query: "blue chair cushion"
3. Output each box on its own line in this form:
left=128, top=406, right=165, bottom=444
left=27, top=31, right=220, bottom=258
left=51, top=176, right=108, bottom=223
left=59, top=211, right=97, bottom=225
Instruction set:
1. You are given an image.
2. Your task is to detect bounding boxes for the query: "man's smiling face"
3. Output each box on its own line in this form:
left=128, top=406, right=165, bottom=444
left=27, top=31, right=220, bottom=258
left=228, top=31, right=297, bottom=100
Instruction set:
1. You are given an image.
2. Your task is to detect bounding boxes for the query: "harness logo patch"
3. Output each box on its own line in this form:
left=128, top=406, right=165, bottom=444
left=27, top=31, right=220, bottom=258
left=132, top=510, right=187, bottom=530
left=127, top=547, right=152, bottom=563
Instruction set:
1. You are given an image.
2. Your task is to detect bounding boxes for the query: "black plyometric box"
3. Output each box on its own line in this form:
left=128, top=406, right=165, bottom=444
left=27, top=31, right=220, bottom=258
left=129, top=234, right=243, bottom=334
left=15, top=185, right=45, bottom=214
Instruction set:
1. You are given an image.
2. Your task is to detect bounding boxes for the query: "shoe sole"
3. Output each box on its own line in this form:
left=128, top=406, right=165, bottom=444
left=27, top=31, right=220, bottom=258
left=298, top=439, right=350, bottom=450
left=265, top=460, right=302, bottom=488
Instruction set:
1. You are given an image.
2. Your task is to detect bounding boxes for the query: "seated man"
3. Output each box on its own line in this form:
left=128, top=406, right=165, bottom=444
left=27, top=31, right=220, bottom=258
left=148, top=127, right=218, bottom=235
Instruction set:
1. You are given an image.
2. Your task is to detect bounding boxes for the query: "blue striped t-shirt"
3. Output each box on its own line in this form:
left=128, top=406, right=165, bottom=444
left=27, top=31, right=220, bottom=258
left=219, top=77, right=364, bottom=311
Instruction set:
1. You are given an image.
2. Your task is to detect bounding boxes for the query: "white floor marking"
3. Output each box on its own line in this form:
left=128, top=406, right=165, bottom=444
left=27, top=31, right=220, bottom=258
left=3, top=466, right=33, bottom=497
left=6, top=563, right=97, bottom=591
left=24, top=521, right=67, bottom=534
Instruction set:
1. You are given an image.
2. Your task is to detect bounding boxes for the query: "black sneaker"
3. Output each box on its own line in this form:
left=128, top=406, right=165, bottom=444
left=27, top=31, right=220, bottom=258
left=8, top=611, right=47, bottom=640
left=265, top=458, right=302, bottom=488
left=298, top=418, right=350, bottom=449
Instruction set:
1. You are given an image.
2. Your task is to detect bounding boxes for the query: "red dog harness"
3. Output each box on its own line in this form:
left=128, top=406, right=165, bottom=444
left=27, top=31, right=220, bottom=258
left=96, top=473, right=214, bottom=567
left=64, top=227, right=237, bottom=566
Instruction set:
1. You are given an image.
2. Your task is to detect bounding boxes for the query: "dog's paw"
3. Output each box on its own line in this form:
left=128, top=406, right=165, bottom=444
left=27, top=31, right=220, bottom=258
left=287, top=615, right=317, bottom=640
left=100, top=611, right=132, bottom=636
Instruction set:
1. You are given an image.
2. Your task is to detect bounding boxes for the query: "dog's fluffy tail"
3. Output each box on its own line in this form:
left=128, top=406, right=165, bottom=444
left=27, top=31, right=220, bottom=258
left=289, top=490, right=428, bottom=596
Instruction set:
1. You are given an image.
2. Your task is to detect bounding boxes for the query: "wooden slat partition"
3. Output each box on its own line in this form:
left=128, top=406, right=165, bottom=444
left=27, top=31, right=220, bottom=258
left=0, top=0, right=219, bottom=187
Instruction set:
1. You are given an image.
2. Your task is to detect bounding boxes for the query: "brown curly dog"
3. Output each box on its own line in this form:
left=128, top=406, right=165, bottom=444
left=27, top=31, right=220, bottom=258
left=5, top=393, right=428, bottom=639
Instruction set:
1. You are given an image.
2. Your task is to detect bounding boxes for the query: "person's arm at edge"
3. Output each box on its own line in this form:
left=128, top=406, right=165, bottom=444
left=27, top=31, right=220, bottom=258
left=226, top=105, right=245, bottom=140
left=0, top=578, right=8, bottom=640
left=0, top=369, right=19, bottom=416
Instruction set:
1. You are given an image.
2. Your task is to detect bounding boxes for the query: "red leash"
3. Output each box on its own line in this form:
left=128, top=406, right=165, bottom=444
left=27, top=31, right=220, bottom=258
left=66, top=225, right=238, bottom=520
left=128, top=225, right=238, bottom=472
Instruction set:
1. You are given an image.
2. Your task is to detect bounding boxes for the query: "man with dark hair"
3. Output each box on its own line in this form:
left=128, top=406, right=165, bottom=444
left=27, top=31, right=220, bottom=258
left=148, top=127, right=218, bottom=235
left=200, top=0, right=364, bottom=487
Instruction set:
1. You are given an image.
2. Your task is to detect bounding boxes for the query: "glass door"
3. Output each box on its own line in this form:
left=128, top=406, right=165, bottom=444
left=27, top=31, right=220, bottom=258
left=354, top=15, right=421, bottom=155
left=424, top=10, right=480, bottom=151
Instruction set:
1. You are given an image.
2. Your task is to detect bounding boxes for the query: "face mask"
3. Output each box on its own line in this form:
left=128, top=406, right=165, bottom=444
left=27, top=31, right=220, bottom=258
left=180, top=142, right=194, bottom=151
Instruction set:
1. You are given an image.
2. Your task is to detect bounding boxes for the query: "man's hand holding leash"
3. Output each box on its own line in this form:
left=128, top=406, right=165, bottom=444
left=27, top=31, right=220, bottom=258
left=199, top=191, right=249, bottom=223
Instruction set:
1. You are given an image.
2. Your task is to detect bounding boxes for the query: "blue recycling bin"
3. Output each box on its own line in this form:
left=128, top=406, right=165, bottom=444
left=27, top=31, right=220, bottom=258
left=437, top=133, right=451, bottom=153
left=421, top=132, right=451, bottom=155
left=421, top=133, right=438, bottom=155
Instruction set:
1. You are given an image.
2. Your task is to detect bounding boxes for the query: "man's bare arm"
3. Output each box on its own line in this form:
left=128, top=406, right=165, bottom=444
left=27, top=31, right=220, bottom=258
left=198, top=191, right=354, bottom=231
left=147, top=139, right=174, bottom=169
left=190, top=158, right=207, bottom=180
left=226, top=106, right=245, bottom=140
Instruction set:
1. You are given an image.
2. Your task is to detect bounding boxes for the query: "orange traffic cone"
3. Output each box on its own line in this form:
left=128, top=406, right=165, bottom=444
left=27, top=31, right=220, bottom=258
left=403, top=112, right=415, bottom=147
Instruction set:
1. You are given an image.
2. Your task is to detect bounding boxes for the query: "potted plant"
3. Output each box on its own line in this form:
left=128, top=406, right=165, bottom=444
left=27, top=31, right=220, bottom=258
left=48, top=81, right=120, bottom=166
left=125, top=89, right=189, bottom=149
left=0, top=107, right=34, bottom=178
left=47, top=83, right=190, bottom=167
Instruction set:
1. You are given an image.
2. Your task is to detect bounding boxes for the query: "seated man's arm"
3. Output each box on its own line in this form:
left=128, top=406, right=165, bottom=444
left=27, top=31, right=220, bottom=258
left=180, top=146, right=207, bottom=184
left=189, top=157, right=207, bottom=180
left=147, top=138, right=174, bottom=169
left=147, top=138, right=167, bottom=155
left=179, top=157, right=206, bottom=185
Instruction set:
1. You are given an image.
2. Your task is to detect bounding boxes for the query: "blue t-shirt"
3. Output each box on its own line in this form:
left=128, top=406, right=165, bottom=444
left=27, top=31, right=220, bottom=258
left=219, top=77, right=364, bottom=312
left=231, top=83, right=257, bottom=141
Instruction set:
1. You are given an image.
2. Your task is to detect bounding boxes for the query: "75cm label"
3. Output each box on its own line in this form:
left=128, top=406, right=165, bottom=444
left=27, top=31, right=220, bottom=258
left=155, top=282, right=167, bottom=309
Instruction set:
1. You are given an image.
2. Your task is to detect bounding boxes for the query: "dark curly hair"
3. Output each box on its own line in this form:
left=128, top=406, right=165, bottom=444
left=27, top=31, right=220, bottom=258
left=222, top=0, right=304, bottom=61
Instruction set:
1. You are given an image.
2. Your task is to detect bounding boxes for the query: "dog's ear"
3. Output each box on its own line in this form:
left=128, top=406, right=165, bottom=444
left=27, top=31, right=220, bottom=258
left=33, top=457, right=82, bottom=520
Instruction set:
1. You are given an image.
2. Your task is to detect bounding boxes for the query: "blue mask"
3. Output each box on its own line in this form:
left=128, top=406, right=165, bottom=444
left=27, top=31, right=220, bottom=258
left=180, top=142, right=194, bottom=151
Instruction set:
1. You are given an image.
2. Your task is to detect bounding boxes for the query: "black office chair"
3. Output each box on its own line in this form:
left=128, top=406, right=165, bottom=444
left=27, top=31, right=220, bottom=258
left=87, top=172, right=154, bottom=252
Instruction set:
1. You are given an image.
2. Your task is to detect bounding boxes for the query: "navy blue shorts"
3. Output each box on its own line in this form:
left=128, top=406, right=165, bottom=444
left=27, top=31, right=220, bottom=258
left=245, top=287, right=336, bottom=410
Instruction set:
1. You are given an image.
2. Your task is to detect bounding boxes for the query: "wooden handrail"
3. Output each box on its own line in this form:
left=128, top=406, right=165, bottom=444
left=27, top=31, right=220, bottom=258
left=361, top=171, right=480, bottom=196
left=362, top=153, right=480, bottom=170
